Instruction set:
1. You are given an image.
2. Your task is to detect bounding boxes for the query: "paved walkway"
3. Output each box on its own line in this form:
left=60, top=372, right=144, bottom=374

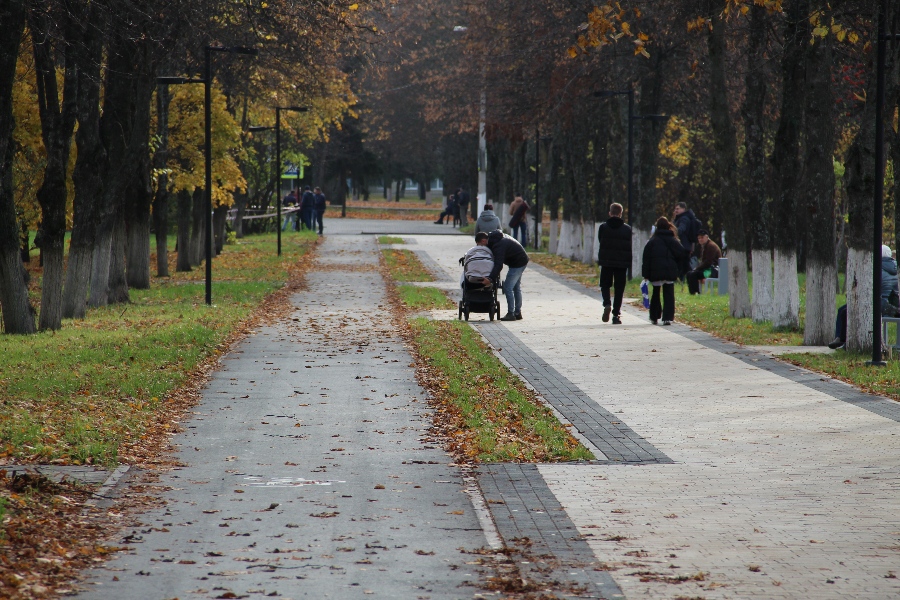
left=403, top=231, right=900, bottom=600
left=75, top=220, right=900, bottom=599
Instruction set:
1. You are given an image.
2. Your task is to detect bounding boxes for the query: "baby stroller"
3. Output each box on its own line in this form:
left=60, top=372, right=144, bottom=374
left=458, top=246, right=501, bottom=321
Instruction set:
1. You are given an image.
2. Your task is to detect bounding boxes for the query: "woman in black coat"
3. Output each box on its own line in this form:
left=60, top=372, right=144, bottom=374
left=641, top=216, right=689, bottom=325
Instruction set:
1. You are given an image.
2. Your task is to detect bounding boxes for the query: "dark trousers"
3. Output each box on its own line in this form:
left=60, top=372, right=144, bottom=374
left=301, top=208, right=313, bottom=231
left=314, top=210, right=324, bottom=234
left=649, top=283, right=676, bottom=322
left=835, top=305, right=847, bottom=341
left=599, top=266, right=627, bottom=315
left=687, top=266, right=718, bottom=294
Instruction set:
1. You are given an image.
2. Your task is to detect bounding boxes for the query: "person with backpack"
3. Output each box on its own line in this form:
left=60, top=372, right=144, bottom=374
left=596, top=202, right=632, bottom=324
left=642, top=216, right=689, bottom=326
left=299, top=186, right=315, bottom=231
left=508, top=195, right=529, bottom=246
left=673, top=202, right=702, bottom=273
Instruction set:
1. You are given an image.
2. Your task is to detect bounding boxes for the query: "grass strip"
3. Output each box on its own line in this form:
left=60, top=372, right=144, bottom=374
left=397, top=285, right=455, bottom=310
left=407, top=318, right=594, bottom=462
left=2, top=231, right=319, bottom=467
left=381, top=248, right=435, bottom=282
left=781, top=350, right=900, bottom=401
left=378, top=236, right=405, bottom=245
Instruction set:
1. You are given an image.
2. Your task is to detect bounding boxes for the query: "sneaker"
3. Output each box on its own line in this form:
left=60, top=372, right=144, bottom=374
left=612, top=315, right=622, bottom=325
left=662, top=320, right=672, bottom=326
left=650, top=318, right=658, bottom=325
left=827, top=337, right=844, bottom=349
left=433, top=220, right=443, bottom=224
left=500, top=313, right=517, bottom=321
left=602, top=306, right=611, bottom=322
left=515, top=312, right=523, bottom=320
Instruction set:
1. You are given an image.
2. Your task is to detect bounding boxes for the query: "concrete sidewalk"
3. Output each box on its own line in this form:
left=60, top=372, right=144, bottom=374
left=403, top=232, right=900, bottom=600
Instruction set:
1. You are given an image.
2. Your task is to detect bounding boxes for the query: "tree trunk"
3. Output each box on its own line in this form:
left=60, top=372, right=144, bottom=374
left=176, top=189, right=192, bottom=272
left=0, top=0, right=34, bottom=333
left=107, top=207, right=129, bottom=304
left=63, top=4, right=105, bottom=320
left=30, top=3, right=79, bottom=330
left=153, top=86, right=170, bottom=277
left=769, top=1, right=807, bottom=330
left=708, top=11, right=749, bottom=317
left=124, top=61, right=154, bottom=290
left=213, top=205, right=228, bottom=255
left=742, top=3, right=774, bottom=322
left=190, top=187, right=204, bottom=266
left=802, top=6, right=837, bottom=346
left=634, top=60, right=665, bottom=277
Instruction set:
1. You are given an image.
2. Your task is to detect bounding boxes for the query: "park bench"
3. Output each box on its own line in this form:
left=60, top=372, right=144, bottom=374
left=882, top=316, right=900, bottom=357
left=700, top=256, right=729, bottom=295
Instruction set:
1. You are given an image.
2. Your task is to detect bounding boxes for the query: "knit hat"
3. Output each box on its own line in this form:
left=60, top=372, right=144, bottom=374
left=883, top=244, right=893, bottom=258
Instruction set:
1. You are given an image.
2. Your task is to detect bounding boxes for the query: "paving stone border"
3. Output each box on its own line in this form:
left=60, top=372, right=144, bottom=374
left=529, top=262, right=900, bottom=424
left=478, top=463, right=625, bottom=600
left=474, top=323, right=672, bottom=464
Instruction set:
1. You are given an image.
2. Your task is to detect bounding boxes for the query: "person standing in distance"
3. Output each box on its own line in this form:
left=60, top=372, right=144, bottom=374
left=596, top=202, right=632, bottom=324
left=486, top=230, right=529, bottom=321
left=475, top=203, right=501, bottom=234
left=313, top=187, right=327, bottom=235
left=299, top=186, right=315, bottom=232
left=456, top=187, right=470, bottom=228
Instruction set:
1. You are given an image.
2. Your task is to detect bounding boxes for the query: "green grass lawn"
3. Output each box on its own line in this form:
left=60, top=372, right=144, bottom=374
left=381, top=249, right=434, bottom=282
left=1, top=231, right=319, bottom=466
left=396, top=285, right=455, bottom=310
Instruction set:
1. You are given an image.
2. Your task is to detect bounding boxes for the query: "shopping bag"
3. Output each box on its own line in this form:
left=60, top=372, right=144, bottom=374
left=640, top=279, right=650, bottom=309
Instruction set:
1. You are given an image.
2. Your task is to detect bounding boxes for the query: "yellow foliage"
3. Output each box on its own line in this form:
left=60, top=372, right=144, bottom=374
left=12, top=42, right=44, bottom=231
left=165, top=82, right=246, bottom=208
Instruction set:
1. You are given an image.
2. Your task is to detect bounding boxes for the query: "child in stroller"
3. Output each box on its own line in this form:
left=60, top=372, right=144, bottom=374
left=458, top=233, right=501, bottom=321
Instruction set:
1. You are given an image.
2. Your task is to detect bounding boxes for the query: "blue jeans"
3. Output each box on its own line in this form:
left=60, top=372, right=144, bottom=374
left=502, top=266, right=526, bottom=315
left=511, top=222, right=528, bottom=246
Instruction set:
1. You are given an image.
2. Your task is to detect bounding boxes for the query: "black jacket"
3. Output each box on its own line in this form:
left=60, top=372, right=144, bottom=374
left=597, top=217, right=632, bottom=269
left=642, top=229, right=688, bottom=282
left=673, top=209, right=698, bottom=252
left=487, top=230, right=529, bottom=279
left=300, top=191, right=315, bottom=209
left=314, top=193, right=327, bottom=212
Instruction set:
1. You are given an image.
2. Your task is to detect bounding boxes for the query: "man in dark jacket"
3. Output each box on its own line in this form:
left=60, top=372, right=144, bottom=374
left=673, top=202, right=701, bottom=264
left=456, top=187, right=470, bottom=227
left=313, top=187, right=327, bottom=235
left=686, top=229, right=722, bottom=294
left=299, top=186, right=315, bottom=231
left=596, top=203, right=632, bottom=324
left=486, top=230, right=529, bottom=321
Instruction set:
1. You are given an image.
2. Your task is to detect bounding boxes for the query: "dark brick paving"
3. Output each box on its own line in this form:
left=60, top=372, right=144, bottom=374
left=479, top=463, right=625, bottom=600
left=530, top=262, right=900, bottom=424
left=474, top=323, right=673, bottom=464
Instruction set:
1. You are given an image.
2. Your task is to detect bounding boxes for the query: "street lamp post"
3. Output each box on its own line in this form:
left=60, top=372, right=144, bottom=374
left=253, top=106, right=309, bottom=256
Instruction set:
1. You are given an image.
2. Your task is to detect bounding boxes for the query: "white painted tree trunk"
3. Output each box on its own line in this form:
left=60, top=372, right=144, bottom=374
left=728, top=250, right=751, bottom=318
left=497, top=202, right=509, bottom=232
left=580, top=221, right=596, bottom=264
left=846, top=247, right=873, bottom=352
left=632, top=227, right=651, bottom=278
left=549, top=218, right=558, bottom=254
left=803, top=259, right=837, bottom=346
left=772, top=248, right=800, bottom=329
left=751, top=248, right=774, bottom=322
left=556, top=220, right=579, bottom=260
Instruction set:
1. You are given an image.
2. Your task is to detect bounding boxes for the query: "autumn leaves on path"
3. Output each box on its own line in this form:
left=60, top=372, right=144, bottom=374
left=74, top=235, right=490, bottom=599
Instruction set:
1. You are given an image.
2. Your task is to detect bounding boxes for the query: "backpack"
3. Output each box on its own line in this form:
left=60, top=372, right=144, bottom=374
left=689, top=216, right=703, bottom=244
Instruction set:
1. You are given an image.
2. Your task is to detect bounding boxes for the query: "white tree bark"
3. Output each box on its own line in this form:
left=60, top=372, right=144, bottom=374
left=729, top=250, right=751, bottom=318
left=751, top=248, right=774, bottom=322
left=846, top=247, right=873, bottom=352
left=632, top=227, right=651, bottom=278
left=772, top=248, right=800, bottom=329
left=549, top=218, right=558, bottom=254
left=497, top=202, right=509, bottom=233
left=557, top=220, right=579, bottom=260
left=580, top=221, right=596, bottom=264
left=804, top=259, right=837, bottom=345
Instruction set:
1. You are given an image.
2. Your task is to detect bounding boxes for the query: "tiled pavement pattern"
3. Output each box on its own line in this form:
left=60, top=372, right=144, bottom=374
left=0, top=465, right=111, bottom=485
left=406, top=233, right=900, bottom=600
left=479, top=463, right=625, bottom=600
left=475, top=323, right=672, bottom=464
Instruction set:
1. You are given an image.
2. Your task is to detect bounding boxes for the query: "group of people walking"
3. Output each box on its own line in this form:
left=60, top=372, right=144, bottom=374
left=596, top=201, right=718, bottom=325
left=282, top=186, right=327, bottom=235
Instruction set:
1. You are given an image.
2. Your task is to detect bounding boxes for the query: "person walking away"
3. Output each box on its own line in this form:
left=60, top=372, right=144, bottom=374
left=475, top=203, right=501, bottom=234
left=281, top=190, right=298, bottom=232
left=642, top=217, right=689, bottom=325
left=456, top=187, right=470, bottom=228
left=686, top=229, right=722, bottom=294
left=673, top=202, right=701, bottom=274
left=596, top=202, right=632, bottom=324
left=829, top=244, right=900, bottom=348
left=434, top=194, right=457, bottom=225
left=508, top=195, right=529, bottom=246
left=313, top=187, right=327, bottom=235
left=486, top=230, right=529, bottom=321
left=299, top=186, right=315, bottom=231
